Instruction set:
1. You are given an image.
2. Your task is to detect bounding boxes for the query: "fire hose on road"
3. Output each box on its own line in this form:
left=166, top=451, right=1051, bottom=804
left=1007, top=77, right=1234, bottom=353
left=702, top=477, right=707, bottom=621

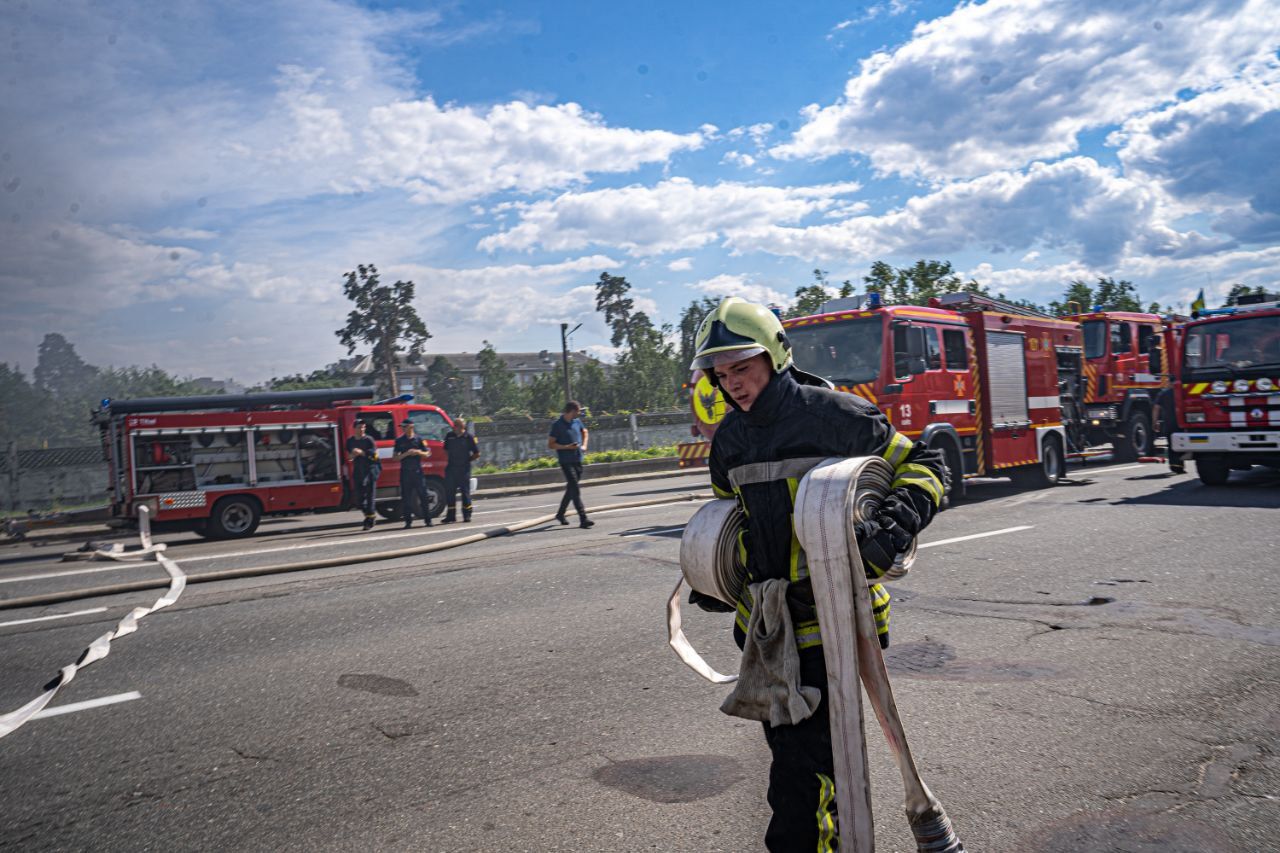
left=670, top=455, right=964, bottom=852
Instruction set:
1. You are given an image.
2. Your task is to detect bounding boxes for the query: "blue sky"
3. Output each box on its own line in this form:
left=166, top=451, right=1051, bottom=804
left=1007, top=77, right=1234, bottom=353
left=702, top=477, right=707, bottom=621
left=1, top=0, right=1277, bottom=383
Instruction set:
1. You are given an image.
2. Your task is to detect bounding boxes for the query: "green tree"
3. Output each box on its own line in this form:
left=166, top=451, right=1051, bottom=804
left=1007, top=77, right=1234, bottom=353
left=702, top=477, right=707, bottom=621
left=787, top=285, right=830, bottom=319
left=862, top=259, right=983, bottom=306
left=613, top=321, right=678, bottom=410
left=475, top=342, right=524, bottom=414
left=257, top=367, right=351, bottom=391
left=1048, top=280, right=1097, bottom=315
left=572, top=359, right=614, bottom=413
left=34, top=333, right=97, bottom=398
left=677, top=297, right=718, bottom=371
left=423, top=356, right=464, bottom=414
left=1094, top=277, right=1142, bottom=312
left=525, top=371, right=563, bottom=417
left=0, top=363, right=52, bottom=450
left=335, top=264, right=430, bottom=398
left=594, top=271, right=636, bottom=348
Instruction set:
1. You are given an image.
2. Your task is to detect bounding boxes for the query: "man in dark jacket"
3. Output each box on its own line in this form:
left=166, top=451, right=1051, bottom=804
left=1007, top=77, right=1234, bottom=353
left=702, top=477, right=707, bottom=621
left=393, top=418, right=433, bottom=528
left=346, top=419, right=380, bottom=530
left=441, top=418, right=480, bottom=523
left=692, top=296, right=946, bottom=852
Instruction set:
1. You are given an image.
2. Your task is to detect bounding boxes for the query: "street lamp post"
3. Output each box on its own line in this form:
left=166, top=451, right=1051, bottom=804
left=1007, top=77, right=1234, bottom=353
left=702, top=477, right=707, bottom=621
left=560, top=322, right=581, bottom=403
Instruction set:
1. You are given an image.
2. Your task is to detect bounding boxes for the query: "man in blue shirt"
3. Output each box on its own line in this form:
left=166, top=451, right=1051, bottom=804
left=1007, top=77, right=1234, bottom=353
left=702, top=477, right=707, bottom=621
left=547, top=401, right=594, bottom=528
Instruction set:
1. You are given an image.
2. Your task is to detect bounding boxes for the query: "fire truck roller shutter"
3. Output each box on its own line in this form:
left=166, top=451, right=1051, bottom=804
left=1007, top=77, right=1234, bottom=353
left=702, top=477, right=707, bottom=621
left=920, top=423, right=966, bottom=505
left=985, top=331, right=1030, bottom=426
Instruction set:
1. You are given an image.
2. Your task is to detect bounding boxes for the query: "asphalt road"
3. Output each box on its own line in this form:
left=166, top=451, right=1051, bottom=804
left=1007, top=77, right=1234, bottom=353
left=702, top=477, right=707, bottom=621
left=1, top=461, right=1277, bottom=852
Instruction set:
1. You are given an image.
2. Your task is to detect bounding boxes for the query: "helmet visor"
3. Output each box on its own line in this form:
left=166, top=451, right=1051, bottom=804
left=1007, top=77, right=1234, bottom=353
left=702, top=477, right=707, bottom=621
left=690, top=344, right=766, bottom=371
left=690, top=318, right=768, bottom=370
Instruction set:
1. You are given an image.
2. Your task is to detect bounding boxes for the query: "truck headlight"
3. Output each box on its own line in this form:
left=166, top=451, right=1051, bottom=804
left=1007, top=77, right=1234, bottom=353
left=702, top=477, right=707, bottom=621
left=1258, top=377, right=1275, bottom=392
left=1233, top=379, right=1250, bottom=392
left=1186, top=412, right=1206, bottom=423
left=1211, top=380, right=1228, bottom=394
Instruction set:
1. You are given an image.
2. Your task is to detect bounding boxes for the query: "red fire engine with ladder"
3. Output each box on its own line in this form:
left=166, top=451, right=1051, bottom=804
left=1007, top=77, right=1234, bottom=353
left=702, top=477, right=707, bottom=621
left=1169, top=297, right=1280, bottom=485
left=680, top=292, right=1098, bottom=500
left=93, top=387, right=460, bottom=538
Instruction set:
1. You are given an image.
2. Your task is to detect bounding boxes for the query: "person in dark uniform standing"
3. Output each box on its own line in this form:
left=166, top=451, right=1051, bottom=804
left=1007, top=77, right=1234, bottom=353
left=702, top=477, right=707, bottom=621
left=441, top=417, right=480, bottom=524
left=548, top=401, right=593, bottom=528
left=346, top=419, right=381, bottom=530
left=393, top=418, right=433, bottom=528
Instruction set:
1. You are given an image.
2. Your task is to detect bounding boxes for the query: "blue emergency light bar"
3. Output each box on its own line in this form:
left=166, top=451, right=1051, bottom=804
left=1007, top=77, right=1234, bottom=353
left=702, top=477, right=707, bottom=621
left=374, top=394, right=415, bottom=404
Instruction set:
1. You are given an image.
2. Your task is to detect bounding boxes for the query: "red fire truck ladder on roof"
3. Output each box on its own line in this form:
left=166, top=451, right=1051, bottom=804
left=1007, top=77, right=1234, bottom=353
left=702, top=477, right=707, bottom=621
left=936, top=292, right=1059, bottom=320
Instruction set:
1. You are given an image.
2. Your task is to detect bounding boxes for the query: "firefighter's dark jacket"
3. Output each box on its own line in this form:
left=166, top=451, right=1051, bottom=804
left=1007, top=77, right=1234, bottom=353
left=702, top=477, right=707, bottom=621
left=708, top=368, right=946, bottom=650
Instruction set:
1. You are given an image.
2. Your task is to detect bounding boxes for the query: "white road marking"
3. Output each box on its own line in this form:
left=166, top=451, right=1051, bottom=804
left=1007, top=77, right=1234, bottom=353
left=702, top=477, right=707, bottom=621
left=0, top=563, right=141, bottom=585
left=30, top=691, right=141, bottom=720
left=0, top=607, right=107, bottom=627
left=919, top=526, right=1033, bottom=549
left=1072, top=463, right=1145, bottom=475
left=620, top=526, right=688, bottom=537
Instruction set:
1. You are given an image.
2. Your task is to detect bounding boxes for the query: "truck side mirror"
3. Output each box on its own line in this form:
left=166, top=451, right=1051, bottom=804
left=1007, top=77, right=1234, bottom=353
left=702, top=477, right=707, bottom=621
left=908, top=357, right=928, bottom=376
left=1148, top=345, right=1162, bottom=374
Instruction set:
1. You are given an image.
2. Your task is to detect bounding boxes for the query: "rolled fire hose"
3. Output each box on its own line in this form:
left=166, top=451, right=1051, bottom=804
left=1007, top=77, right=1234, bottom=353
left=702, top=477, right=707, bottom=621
left=671, top=456, right=962, bottom=853
left=0, top=506, right=186, bottom=739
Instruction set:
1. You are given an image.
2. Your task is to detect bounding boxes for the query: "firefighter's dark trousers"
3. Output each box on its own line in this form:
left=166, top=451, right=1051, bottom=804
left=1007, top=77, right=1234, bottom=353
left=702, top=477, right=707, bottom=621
left=762, top=649, right=840, bottom=852
left=400, top=475, right=432, bottom=525
left=353, top=463, right=379, bottom=519
left=557, top=460, right=586, bottom=520
left=443, top=467, right=472, bottom=521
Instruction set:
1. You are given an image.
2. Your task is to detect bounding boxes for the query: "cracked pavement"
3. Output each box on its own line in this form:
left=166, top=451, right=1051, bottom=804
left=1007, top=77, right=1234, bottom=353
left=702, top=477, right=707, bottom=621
left=0, top=462, right=1277, bottom=851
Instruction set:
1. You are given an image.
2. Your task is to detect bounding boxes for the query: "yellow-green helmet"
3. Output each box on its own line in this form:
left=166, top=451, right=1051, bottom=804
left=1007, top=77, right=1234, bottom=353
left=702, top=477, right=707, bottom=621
left=690, top=296, right=792, bottom=372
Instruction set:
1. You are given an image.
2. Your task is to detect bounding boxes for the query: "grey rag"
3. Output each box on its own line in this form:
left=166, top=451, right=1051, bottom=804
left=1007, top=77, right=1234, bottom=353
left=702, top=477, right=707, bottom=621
left=719, top=579, right=822, bottom=726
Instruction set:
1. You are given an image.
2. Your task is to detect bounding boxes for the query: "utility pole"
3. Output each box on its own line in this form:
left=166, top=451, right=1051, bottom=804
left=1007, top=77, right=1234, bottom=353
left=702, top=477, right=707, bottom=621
left=560, top=322, right=581, bottom=403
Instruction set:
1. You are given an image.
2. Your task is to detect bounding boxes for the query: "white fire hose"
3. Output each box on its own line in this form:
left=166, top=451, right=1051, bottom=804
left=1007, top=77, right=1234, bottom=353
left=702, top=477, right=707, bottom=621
left=670, top=456, right=963, bottom=852
left=0, top=506, right=186, bottom=739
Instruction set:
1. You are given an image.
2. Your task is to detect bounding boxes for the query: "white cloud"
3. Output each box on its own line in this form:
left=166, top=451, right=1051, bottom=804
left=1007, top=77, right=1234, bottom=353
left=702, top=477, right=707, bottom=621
left=722, top=151, right=757, bottom=168
left=1110, top=63, right=1280, bottom=243
left=963, top=244, right=1280, bottom=313
left=775, top=0, right=1280, bottom=178
left=477, top=177, right=862, bottom=256
left=667, top=257, right=694, bottom=272
left=353, top=99, right=706, bottom=204
left=690, top=274, right=792, bottom=308
left=728, top=158, right=1223, bottom=267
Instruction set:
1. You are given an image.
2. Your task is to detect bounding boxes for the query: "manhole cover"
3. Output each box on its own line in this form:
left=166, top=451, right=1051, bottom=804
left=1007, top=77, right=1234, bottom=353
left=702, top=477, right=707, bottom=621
left=592, top=754, right=743, bottom=803
left=1028, top=810, right=1231, bottom=852
left=884, top=640, right=956, bottom=674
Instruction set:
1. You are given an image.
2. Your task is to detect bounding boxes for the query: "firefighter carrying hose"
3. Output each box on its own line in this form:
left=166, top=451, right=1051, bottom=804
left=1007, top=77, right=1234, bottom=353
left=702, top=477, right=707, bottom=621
left=690, top=296, right=947, bottom=851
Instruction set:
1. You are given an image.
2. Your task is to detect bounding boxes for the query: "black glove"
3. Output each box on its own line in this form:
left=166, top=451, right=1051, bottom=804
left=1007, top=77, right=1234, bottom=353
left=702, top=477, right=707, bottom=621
left=689, top=589, right=735, bottom=613
left=877, top=489, right=924, bottom=538
left=854, top=518, right=899, bottom=579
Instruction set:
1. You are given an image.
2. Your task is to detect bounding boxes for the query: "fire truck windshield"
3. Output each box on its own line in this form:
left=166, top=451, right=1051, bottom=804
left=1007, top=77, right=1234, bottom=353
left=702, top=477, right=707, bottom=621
left=1183, top=315, right=1280, bottom=373
left=788, top=317, right=882, bottom=385
left=1083, top=320, right=1107, bottom=359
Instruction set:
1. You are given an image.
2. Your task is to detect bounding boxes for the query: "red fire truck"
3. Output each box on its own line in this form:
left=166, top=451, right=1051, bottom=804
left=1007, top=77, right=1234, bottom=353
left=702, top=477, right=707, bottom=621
left=1169, top=299, right=1280, bottom=485
left=93, top=387, right=458, bottom=538
left=1060, top=309, right=1177, bottom=460
left=678, top=293, right=1088, bottom=499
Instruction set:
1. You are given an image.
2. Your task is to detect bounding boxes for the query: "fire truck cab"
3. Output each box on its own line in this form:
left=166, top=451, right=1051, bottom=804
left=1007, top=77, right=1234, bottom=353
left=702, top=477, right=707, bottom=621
left=1061, top=310, right=1171, bottom=460
left=1170, top=300, right=1280, bottom=485
left=94, top=387, right=457, bottom=538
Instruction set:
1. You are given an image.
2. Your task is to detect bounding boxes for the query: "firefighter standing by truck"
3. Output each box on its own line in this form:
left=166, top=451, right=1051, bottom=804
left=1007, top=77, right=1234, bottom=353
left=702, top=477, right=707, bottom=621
left=441, top=418, right=480, bottom=523
left=691, top=296, right=947, bottom=852
left=394, top=418, right=433, bottom=528
left=346, top=419, right=380, bottom=530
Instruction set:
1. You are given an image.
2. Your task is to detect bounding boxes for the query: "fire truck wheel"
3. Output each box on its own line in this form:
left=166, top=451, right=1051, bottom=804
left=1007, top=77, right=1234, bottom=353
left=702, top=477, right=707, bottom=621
left=424, top=478, right=447, bottom=519
left=1112, top=410, right=1153, bottom=462
left=1196, top=455, right=1231, bottom=486
left=376, top=502, right=402, bottom=521
left=206, top=496, right=262, bottom=539
left=1011, top=436, right=1064, bottom=490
